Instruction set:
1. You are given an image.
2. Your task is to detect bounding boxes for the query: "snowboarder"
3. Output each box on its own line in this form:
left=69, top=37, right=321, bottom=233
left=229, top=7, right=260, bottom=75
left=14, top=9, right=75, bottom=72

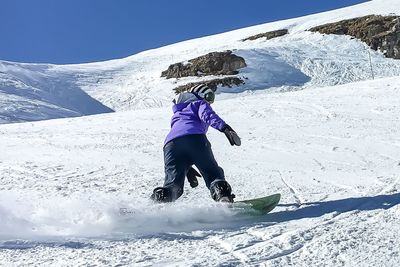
left=151, top=84, right=241, bottom=203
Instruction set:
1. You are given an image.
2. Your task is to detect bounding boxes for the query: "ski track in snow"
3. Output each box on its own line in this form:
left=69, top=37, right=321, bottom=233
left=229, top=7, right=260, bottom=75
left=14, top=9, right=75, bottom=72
left=274, top=170, right=304, bottom=207
left=1, top=0, right=400, bottom=265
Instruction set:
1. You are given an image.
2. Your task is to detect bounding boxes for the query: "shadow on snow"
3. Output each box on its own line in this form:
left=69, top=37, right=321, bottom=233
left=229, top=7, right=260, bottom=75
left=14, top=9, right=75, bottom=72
left=269, top=192, right=400, bottom=223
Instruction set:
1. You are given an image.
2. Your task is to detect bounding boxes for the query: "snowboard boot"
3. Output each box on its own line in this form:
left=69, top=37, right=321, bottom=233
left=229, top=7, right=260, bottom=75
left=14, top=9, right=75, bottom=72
left=150, top=187, right=173, bottom=203
left=210, top=180, right=235, bottom=203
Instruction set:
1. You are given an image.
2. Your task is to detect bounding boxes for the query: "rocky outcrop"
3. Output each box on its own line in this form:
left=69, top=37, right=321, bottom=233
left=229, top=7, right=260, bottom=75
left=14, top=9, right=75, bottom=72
left=309, top=15, right=400, bottom=59
left=242, top=29, right=288, bottom=42
left=161, top=50, right=246, bottom=79
left=173, top=77, right=245, bottom=94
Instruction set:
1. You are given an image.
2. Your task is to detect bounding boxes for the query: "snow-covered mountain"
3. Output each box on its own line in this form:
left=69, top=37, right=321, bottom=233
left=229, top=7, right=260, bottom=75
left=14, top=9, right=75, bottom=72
left=2, top=0, right=400, bottom=124
left=1, top=0, right=400, bottom=266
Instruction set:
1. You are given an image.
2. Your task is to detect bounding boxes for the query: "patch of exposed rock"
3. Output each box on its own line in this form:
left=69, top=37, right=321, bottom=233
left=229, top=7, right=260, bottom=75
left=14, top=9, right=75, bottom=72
left=161, top=50, right=246, bottom=79
left=309, top=15, right=400, bottom=59
left=242, top=29, right=288, bottom=41
left=173, top=77, right=245, bottom=94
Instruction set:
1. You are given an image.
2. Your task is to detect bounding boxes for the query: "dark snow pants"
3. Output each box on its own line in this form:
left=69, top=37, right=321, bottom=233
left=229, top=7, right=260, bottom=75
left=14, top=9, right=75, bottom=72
left=163, top=134, right=225, bottom=201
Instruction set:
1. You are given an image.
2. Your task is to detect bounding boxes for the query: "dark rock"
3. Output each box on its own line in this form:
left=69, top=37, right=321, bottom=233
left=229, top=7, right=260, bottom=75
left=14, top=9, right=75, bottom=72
left=309, top=15, right=400, bottom=59
left=161, top=50, right=246, bottom=79
left=173, top=77, right=245, bottom=94
left=242, top=29, right=288, bottom=42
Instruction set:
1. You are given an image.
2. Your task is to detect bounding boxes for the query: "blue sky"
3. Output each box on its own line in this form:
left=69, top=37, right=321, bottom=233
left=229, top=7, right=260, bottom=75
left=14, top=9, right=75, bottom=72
left=1, top=0, right=369, bottom=64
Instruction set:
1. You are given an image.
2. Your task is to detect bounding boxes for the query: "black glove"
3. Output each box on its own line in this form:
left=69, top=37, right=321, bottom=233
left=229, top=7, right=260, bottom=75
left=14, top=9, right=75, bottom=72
left=187, top=166, right=201, bottom=188
left=221, top=124, right=241, bottom=146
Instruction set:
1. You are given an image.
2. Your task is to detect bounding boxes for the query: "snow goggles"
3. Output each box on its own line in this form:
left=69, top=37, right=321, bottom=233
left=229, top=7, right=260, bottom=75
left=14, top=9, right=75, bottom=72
left=204, top=91, right=215, bottom=104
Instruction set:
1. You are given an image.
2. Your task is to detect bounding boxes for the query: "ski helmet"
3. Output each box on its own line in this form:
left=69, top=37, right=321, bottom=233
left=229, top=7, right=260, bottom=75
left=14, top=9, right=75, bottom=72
left=189, top=84, right=215, bottom=103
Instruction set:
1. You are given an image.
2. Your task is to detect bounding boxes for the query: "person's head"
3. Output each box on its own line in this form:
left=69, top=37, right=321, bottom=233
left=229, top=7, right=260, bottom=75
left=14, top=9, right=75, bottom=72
left=189, top=84, right=215, bottom=104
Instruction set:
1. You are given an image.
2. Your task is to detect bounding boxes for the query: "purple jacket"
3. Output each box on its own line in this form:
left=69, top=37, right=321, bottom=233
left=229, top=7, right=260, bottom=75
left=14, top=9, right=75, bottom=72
left=164, top=92, right=226, bottom=145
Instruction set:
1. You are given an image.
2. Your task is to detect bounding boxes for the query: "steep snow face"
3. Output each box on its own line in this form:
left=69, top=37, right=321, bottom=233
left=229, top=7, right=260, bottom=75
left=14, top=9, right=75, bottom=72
left=1, top=0, right=400, bottom=123
left=0, top=75, right=399, bottom=265
left=0, top=61, right=114, bottom=124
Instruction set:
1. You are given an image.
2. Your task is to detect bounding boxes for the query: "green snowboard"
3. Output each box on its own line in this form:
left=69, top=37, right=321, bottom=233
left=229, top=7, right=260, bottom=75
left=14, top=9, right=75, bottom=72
left=232, top=193, right=281, bottom=215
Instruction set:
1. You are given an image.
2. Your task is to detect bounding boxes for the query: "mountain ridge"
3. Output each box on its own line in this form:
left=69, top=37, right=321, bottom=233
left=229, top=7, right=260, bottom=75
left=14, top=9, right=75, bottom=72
left=1, top=0, right=400, bottom=124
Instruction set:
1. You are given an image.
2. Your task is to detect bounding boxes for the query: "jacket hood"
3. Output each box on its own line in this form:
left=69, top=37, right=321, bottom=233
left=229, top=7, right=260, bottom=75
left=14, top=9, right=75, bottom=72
left=172, top=92, right=202, bottom=112
left=174, top=92, right=199, bottom=104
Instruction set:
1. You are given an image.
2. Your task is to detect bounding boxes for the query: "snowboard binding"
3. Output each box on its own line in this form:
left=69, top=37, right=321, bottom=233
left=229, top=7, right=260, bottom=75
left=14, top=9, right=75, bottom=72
left=210, top=180, right=235, bottom=203
left=150, top=187, right=173, bottom=202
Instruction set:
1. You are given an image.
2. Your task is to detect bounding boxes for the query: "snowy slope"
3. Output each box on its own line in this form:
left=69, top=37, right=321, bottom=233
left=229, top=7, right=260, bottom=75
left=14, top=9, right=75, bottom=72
left=2, top=0, right=400, bottom=123
left=1, top=0, right=400, bottom=266
left=0, top=61, right=114, bottom=124
left=0, top=75, right=399, bottom=266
